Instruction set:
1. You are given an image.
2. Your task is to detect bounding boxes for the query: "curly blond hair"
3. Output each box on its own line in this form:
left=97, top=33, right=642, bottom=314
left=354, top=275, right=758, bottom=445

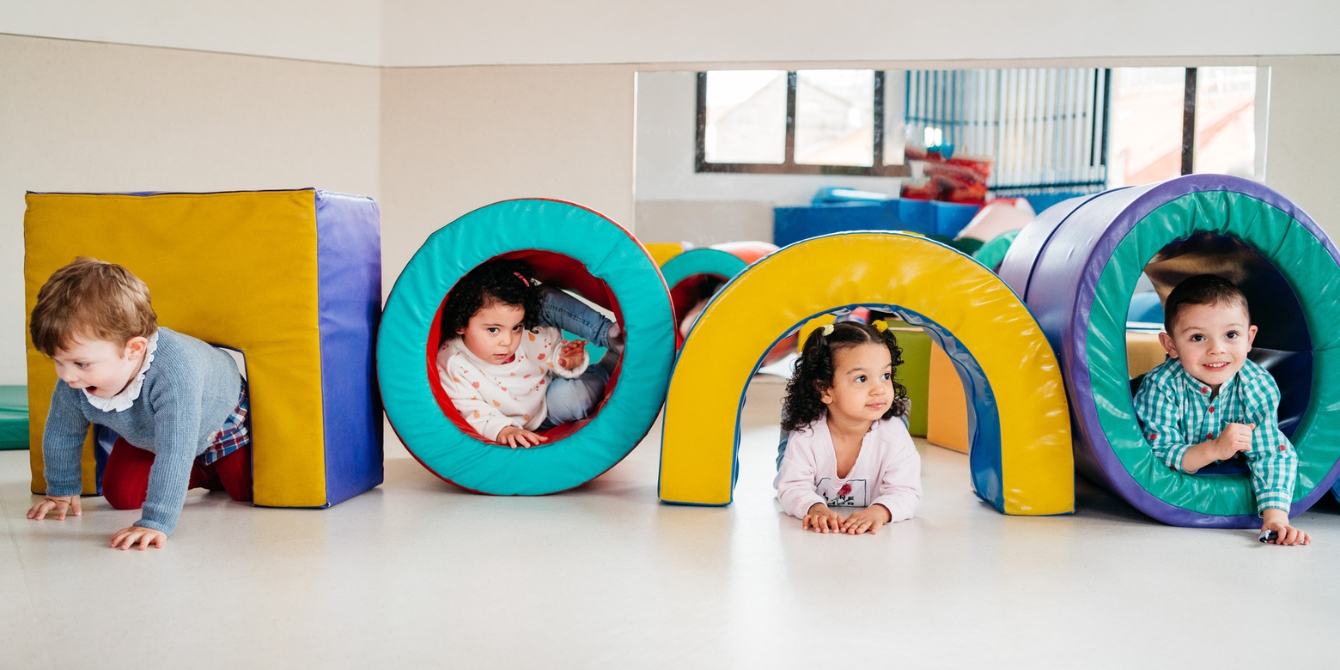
left=30, top=257, right=158, bottom=355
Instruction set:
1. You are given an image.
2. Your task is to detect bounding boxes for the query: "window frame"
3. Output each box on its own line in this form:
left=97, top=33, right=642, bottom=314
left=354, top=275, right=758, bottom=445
left=694, top=71, right=910, bottom=177
left=1181, top=67, right=1197, bottom=175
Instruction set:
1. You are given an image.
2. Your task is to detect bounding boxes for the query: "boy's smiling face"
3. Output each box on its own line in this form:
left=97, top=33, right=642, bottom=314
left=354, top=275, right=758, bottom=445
left=1158, top=300, right=1257, bottom=392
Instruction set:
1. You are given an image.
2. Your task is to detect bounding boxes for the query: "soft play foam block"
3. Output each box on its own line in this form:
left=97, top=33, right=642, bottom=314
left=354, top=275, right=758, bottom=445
left=0, top=386, right=26, bottom=450
left=891, top=328, right=931, bottom=437
left=24, top=190, right=382, bottom=508
left=926, top=343, right=969, bottom=453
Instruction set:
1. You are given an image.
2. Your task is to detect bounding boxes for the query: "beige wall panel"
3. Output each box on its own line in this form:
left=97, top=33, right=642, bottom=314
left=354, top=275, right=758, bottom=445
left=382, top=0, right=1340, bottom=67
left=0, top=35, right=381, bottom=384
left=635, top=201, right=774, bottom=246
left=378, top=65, right=635, bottom=299
left=7, top=1, right=1340, bottom=68
left=1, top=0, right=382, bottom=65
left=1262, top=56, right=1340, bottom=243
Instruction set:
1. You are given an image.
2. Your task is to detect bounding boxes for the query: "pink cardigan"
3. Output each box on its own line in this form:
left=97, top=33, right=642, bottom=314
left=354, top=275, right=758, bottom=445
left=774, top=415, right=922, bottom=521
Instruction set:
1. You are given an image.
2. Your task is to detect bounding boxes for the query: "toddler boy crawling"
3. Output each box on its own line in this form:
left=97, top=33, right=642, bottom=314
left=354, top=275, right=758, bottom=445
left=26, top=258, right=252, bottom=550
left=1134, top=274, right=1308, bottom=545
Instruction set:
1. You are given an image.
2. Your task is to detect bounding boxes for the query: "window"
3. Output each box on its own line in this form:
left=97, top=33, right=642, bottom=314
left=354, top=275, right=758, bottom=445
left=701, top=70, right=787, bottom=164
left=695, top=70, right=909, bottom=177
left=1107, top=66, right=1259, bottom=187
left=695, top=67, right=1261, bottom=191
left=1191, top=67, right=1258, bottom=178
left=902, top=68, right=1112, bottom=195
left=1107, top=67, right=1183, bottom=186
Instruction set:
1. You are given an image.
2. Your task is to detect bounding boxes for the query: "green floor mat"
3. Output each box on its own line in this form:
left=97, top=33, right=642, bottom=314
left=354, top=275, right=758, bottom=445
left=0, top=386, right=28, bottom=450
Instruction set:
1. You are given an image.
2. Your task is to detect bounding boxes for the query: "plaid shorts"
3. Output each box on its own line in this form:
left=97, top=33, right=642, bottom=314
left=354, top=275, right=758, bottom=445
left=199, top=382, right=250, bottom=466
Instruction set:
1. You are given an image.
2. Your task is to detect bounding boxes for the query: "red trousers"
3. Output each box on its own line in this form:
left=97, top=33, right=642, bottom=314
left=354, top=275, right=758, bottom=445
left=102, top=438, right=253, bottom=510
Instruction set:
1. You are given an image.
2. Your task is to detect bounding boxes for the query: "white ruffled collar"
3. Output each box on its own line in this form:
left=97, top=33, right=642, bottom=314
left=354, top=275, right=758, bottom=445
left=85, top=331, right=159, bottom=413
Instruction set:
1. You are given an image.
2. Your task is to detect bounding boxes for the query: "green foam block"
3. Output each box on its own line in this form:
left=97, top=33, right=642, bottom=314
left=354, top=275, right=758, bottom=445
left=893, top=330, right=932, bottom=437
left=0, top=386, right=28, bottom=450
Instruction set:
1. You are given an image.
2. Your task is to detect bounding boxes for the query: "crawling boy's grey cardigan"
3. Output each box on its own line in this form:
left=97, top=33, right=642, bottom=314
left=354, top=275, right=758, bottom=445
left=42, top=328, right=243, bottom=535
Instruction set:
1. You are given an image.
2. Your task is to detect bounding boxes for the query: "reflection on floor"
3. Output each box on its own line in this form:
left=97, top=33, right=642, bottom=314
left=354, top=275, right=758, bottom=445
left=3, top=376, right=1338, bottom=669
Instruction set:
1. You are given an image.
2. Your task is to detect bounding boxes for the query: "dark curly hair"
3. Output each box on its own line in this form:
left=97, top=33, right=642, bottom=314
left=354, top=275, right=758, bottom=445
left=1163, top=273, right=1251, bottom=335
left=781, top=320, right=910, bottom=432
left=440, top=259, right=542, bottom=340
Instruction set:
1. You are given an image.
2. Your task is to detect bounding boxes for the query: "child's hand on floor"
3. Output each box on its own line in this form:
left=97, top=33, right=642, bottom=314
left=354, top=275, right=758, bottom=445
left=802, top=503, right=844, bottom=533
left=497, top=425, right=548, bottom=449
left=841, top=504, right=892, bottom=535
left=111, top=525, right=166, bottom=551
left=27, top=495, right=81, bottom=521
left=558, top=340, right=586, bottom=370
left=1261, top=508, right=1310, bottom=546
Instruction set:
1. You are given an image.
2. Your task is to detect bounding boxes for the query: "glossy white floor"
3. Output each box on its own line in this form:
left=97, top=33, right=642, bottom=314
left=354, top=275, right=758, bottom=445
left=3, top=378, right=1339, bottom=669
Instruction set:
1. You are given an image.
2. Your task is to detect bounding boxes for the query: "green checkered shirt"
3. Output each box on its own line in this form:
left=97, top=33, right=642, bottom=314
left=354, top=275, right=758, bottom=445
left=1133, top=357, right=1296, bottom=514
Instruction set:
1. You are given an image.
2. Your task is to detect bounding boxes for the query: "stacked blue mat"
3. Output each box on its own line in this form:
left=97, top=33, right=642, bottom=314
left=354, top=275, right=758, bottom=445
left=773, top=188, right=979, bottom=247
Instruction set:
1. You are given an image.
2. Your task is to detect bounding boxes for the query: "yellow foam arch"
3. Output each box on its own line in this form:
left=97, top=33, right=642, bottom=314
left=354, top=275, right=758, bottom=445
left=644, top=242, right=688, bottom=268
left=657, top=232, right=1073, bottom=515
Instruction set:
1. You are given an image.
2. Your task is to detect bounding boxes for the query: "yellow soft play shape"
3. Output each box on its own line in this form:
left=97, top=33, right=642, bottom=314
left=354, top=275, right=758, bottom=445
left=25, top=190, right=383, bottom=508
left=644, top=242, right=688, bottom=267
left=658, top=232, right=1072, bottom=515
left=1125, top=330, right=1166, bottom=378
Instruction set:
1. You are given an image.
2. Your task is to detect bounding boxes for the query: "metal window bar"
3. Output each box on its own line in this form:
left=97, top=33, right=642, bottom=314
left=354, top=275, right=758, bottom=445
left=904, top=68, right=1110, bottom=195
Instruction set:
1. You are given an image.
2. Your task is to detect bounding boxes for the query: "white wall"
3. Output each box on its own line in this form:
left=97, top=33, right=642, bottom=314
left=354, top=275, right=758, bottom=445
left=6, top=1, right=1339, bottom=68
left=634, top=71, right=901, bottom=245
left=0, top=0, right=382, bottom=65
left=379, top=65, right=636, bottom=298
left=0, top=35, right=381, bottom=384
left=382, top=0, right=1340, bottom=67
left=1261, top=56, right=1340, bottom=243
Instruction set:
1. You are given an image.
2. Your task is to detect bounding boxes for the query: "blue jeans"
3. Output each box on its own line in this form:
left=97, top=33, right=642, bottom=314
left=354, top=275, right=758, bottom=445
left=536, top=285, right=616, bottom=428
left=540, top=364, right=611, bottom=428
left=538, top=285, right=614, bottom=347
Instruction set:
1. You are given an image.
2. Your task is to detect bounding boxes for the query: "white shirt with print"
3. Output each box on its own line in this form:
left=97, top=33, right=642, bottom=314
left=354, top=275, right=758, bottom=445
left=437, top=326, right=588, bottom=441
left=774, top=414, right=922, bottom=522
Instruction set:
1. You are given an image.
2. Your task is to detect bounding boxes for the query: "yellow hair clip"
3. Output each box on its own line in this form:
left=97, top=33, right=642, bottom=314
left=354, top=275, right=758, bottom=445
left=872, top=320, right=889, bottom=333
left=820, top=324, right=834, bottom=336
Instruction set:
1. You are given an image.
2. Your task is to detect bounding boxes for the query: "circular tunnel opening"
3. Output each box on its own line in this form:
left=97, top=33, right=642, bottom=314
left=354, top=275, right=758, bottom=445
left=1018, top=177, right=1340, bottom=525
left=670, top=273, right=726, bottom=339
left=1127, top=232, right=1313, bottom=476
left=736, top=303, right=1001, bottom=503
left=425, top=249, right=625, bottom=447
